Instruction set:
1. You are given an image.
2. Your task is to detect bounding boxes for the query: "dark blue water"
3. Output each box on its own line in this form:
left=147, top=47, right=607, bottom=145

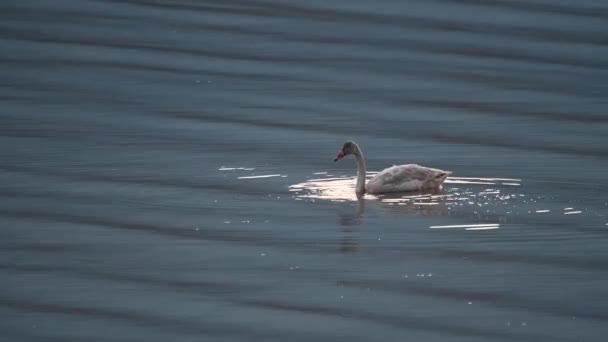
left=2, top=1, right=608, bottom=341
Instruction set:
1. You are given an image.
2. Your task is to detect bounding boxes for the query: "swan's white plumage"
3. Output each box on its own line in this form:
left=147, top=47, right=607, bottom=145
left=334, top=141, right=450, bottom=195
left=365, top=164, right=450, bottom=194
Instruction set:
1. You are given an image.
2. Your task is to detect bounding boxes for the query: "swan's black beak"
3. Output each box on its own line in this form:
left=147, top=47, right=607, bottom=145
left=334, top=150, right=345, bottom=162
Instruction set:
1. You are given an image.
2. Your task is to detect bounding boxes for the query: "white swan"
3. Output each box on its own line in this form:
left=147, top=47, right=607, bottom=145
left=334, top=141, right=451, bottom=195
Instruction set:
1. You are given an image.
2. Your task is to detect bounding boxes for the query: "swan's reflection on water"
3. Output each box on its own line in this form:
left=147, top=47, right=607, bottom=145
left=289, top=172, right=523, bottom=223
left=290, top=173, right=522, bottom=253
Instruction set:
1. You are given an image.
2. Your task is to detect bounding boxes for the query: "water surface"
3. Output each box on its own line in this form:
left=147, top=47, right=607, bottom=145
left=1, top=0, right=608, bottom=341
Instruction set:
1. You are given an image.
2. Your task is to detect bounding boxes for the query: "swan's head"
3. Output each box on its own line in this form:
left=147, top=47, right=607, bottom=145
left=334, top=141, right=358, bottom=162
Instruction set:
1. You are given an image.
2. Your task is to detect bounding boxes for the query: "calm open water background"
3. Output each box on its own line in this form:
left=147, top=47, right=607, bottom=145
left=2, top=0, right=608, bottom=341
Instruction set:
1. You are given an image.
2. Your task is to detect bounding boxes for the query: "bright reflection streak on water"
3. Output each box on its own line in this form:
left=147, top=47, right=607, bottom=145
left=429, top=223, right=500, bottom=229
left=238, top=174, right=283, bottom=179
left=465, top=226, right=500, bottom=231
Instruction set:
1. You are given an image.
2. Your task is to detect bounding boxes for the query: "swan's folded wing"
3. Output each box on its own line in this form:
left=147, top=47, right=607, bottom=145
left=367, top=164, right=449, bottom=193
left=371, top=164, right=430, bottom=184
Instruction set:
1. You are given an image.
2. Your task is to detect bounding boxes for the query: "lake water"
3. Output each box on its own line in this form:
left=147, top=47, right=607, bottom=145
left=2, top=1, right=608, bottom=341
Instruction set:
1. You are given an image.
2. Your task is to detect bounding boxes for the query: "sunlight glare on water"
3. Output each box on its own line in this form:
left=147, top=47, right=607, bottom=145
left=289, top=172, right=522, bottom=205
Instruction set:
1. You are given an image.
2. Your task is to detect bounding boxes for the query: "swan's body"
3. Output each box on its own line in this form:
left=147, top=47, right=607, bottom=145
left=334, top=141, right=450, bottom=195
left=365, top=164, right=449, bottom=193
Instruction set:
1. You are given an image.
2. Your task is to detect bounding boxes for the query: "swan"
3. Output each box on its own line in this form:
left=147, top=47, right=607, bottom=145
left=334, top=141, right=451, bottom=195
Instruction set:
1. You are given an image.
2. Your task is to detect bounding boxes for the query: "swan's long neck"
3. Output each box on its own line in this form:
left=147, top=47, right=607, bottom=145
left=353, top=146, right=367, bottom=195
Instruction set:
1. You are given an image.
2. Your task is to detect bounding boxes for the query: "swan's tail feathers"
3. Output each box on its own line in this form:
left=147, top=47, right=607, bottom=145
left=434, top=171, right=451, bottom=180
